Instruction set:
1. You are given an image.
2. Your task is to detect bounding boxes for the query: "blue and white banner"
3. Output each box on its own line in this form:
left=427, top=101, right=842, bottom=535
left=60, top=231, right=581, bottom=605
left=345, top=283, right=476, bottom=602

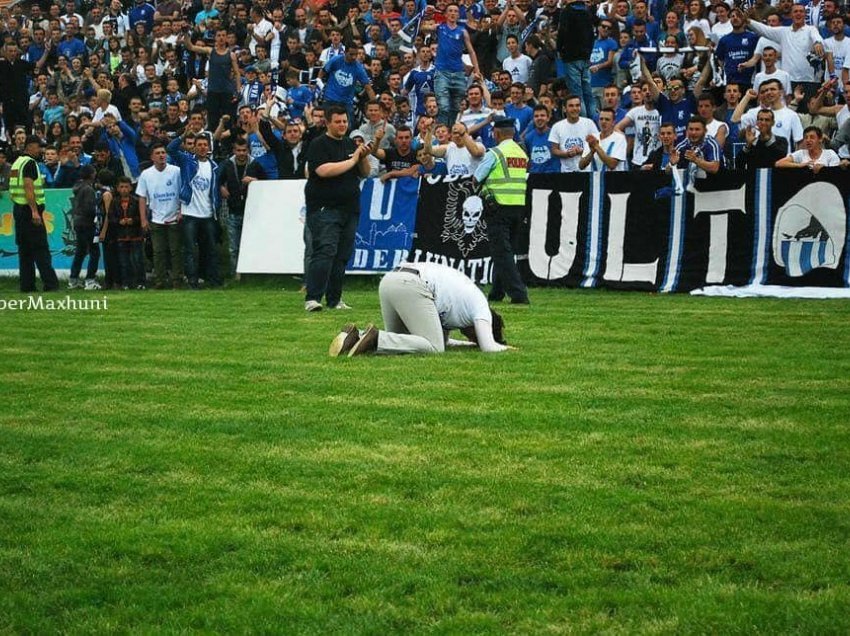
left=347, top=176, right=420, bottom=272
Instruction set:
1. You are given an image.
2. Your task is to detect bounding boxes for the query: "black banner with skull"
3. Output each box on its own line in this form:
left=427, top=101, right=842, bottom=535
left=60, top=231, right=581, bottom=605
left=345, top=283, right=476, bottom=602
left=410, top=175, right=494, bottom=285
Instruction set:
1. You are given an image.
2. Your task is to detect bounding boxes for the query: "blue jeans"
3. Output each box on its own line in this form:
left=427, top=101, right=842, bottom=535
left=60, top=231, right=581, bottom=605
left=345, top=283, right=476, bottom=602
left=304, top=205, right=358, bottom=307
left=434, top=70, right=467, bottom=126
left=563, top=59, right=597, bottom=120
left=182, top=215, right=221, bottom=286
left=227, top=214, right=243, bottom=276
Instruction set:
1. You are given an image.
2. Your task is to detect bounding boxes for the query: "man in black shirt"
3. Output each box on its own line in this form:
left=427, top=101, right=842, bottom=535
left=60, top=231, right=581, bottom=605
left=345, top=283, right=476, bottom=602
left=371, top=125, right=416, bottom=172
left=0, top=40, right=49, bottom=133
left=738, top=109, right=789, bottom=171
left=303, top=105, right=372, bottom=311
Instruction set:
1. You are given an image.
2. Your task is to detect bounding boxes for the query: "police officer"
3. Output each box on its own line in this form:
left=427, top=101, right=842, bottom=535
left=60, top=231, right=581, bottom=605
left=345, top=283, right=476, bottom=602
left=10, top=136, right=58, bottom=293
left=472, top=117, right=530, bottom=305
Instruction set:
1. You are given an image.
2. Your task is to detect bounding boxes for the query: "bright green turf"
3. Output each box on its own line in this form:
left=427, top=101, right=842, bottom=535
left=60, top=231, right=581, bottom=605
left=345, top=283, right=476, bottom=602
left=2, top=276, right=850, bottom=633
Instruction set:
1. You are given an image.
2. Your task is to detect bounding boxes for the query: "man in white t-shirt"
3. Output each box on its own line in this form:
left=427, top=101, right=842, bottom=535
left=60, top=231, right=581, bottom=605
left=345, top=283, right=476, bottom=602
left=329, top=262, right=510, bottom=356
left=549, top=95, right=600, bottom=172
left=824, top=15, right=850, bottom=78
left=776, top=125, right=841, bottom=170
left=426, top=122, right=486, bottom=176
left=502, top=35, right=532, bottom=85
left=167, top=131, right=221, bottom=288
left=580, top=107, right=628, bottom=171
left=615, top=83, right=662, bottom=168
left=92, top=88, right=123, bottom=123
left=136, top=143, right=182, bottom=288
left=247, top=5, right=273, bottom=56
left=752, top=46, right=792, bottom=97
left=733, top=78, right=804, bottom=148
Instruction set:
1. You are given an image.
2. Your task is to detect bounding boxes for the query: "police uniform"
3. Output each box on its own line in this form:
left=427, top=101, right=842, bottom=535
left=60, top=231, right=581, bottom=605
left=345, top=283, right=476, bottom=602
left=473, top=118, right=530, bottom=304
left=10, top=138, right=58, bottom=292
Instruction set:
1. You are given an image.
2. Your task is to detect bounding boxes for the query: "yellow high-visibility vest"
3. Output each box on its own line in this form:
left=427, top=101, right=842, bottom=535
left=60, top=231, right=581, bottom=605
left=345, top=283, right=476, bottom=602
left=10, top=155, right=45, bottom=206
left=483, top=139, right=528, bottom=206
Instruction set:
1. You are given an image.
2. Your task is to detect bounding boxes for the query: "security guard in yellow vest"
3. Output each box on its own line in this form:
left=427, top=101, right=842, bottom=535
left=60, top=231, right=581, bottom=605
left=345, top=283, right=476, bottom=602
left=472, top=118, right=529, bottom=304
left=10, top=136, right=58, bottom=292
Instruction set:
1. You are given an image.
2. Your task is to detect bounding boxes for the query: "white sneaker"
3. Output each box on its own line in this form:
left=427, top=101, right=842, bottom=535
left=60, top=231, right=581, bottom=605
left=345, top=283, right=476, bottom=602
left=84, top=279, right=102, bottom=290
left=68, top=278, right=82, bottom=289
left=334, top=301, right=352, bottom=310
left=305, top=300, right=323, bottom=312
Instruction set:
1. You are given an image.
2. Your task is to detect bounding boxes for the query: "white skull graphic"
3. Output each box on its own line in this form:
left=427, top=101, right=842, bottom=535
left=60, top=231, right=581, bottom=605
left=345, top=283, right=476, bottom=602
left=461, top=196, right=484, bottom=234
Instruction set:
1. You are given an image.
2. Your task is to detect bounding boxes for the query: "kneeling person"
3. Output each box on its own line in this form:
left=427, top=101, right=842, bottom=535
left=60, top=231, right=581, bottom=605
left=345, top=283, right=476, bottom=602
left=329, top=262, right=510, bottom=356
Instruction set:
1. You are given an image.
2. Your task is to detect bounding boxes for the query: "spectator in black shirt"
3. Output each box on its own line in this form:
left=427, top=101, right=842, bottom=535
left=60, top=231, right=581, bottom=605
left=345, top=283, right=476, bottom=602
left=371, top=125, right=416, bottom=172
left=302, top=105, right=372, bottom=312
left=739, top=109, right=789, bottom=171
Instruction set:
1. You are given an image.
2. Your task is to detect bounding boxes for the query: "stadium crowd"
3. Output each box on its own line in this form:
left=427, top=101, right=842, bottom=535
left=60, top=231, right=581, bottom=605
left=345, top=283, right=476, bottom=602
left=2, top=0, right=849, bottom=291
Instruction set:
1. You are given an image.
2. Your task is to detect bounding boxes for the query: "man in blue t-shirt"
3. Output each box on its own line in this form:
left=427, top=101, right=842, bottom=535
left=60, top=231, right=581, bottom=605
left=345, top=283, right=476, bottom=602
left=403, top=46, right=436, bottom=116
left=715, top=9, right=758, bottom=89
left=523, top=105, right=561, bottom=173
left=505, top=83, right=533, bottom=139
left=642, top=56, right=710, bottom=140
left=674, top=116, right=722, bottom=182
left=433, top=2, right=481, bottom=126
left=320, top=44, right=376, bottom=121
left=590, top=20, right=619, bottom=108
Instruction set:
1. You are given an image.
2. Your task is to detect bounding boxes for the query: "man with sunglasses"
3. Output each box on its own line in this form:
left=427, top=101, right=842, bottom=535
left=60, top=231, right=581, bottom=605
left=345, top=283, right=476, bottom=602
left=590, top=20, right=619, bottom=111
left=640, top=53, right=711, bottom=141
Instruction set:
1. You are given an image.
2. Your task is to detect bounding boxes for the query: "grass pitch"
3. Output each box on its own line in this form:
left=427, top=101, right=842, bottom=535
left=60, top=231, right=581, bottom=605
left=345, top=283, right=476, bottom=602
left=2, top=277, right=850, bottom=633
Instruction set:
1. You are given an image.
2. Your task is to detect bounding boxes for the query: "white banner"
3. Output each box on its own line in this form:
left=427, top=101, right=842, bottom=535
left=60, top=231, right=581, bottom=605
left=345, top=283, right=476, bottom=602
left=237, top=180, right=306, bottom=274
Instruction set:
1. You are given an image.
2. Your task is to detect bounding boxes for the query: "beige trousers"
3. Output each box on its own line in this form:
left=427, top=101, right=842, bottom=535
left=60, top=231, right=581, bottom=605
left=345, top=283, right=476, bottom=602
left=377, top=271, right=445, bottom=354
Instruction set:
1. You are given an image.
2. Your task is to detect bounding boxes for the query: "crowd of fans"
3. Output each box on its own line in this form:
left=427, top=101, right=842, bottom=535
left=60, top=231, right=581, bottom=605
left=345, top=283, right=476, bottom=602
left=1, top=0, right=848, bottom=289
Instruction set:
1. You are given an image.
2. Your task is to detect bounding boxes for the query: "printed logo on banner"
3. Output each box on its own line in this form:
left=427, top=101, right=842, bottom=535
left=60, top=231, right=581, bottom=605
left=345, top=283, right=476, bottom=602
left=441, top=178, right=488, bottom=257
left=772, top=182, right=846, bottom=277
left=349, top=177, right=419, bottom=271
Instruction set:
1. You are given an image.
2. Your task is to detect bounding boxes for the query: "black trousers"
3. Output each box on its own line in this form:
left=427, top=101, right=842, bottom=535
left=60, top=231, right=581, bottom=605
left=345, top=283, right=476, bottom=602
left=13, top=203, right=58, bottom=293
left=486, top=203, right=528, bottom=303
left=206, top=91, right=236, bottom=134
left=70, top=225, right=100, bottom=280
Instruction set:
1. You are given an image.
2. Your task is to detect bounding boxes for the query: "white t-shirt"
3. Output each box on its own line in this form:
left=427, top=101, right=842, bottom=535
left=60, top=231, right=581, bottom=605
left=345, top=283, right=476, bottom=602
left=824, top=36, right=850, bottom=75
left=93, top=104, right=123, bottom=122
left=740, top=105, right=804, bottom=148
left=710, top=20, right=733, bottom=45
left=582, top=130, right=628, bottom=171
left=249, top=18, right=274, bottom=56
left=445, top=142, right=482, bottom=176
left=623, top=105, right=662, bottom=166
left=788, top=148, right=840, bottom=166
left=411, top=262, right=491, bottom=330
left=549, top=117, right=600, bottom=172
left=183, top=160, right=214, bottom=218
left=706, top=119, right=729, bottom=147
left=136, top=164, right=181, bottom=224
left=752, top=68, right=792, bottom=97
left=502, top=54, right=533, bottom=85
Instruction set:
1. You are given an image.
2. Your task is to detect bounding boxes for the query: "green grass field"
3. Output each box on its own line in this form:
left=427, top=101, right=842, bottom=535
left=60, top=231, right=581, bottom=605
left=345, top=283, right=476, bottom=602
left=2, top=276, right=850, bottom=633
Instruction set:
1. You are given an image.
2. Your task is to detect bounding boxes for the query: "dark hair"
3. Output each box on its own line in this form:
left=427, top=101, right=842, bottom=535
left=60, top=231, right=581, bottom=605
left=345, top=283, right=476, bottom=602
left=803, top=125, right=823, bottom=137
left=97, top=169, right=115, bottom=186
left=233, top=137, right=248, bottom=147
left=688, top=115, right=707, bottom=127
left=757, top=108, right=775, bottom=121
left=80, top=165, right=96, bottom=180
left=326, top=104, right=348, bottom=120
left=659, top=121, right=676, bottom=131
left=533, top=104, right=549, bottom=114
left=149, top=142, right=167, bottom=156
left=115, top=175, right=132, bottom=187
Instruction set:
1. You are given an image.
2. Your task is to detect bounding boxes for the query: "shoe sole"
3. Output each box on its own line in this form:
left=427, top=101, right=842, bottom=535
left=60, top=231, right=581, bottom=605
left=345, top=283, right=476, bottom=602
left=328, top=324, right=359, bottom=357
